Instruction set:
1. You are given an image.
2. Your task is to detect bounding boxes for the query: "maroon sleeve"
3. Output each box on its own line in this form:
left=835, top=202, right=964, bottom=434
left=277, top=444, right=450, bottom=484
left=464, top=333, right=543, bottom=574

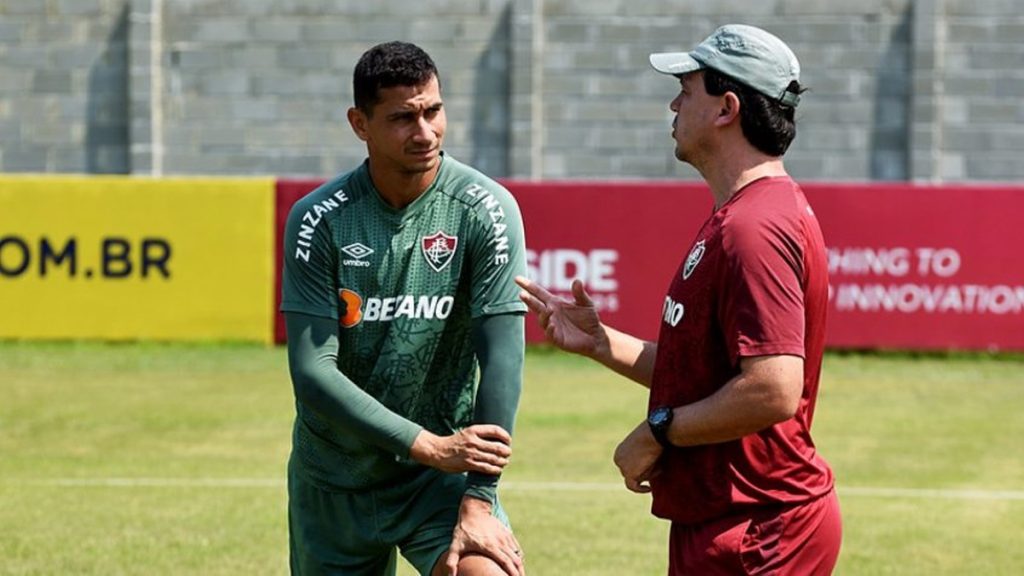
left=717, top=207, right=806, bottom=365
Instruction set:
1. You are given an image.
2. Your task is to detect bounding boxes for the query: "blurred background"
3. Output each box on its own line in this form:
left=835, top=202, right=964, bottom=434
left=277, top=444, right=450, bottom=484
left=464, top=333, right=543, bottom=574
left=1, top=0, right=1020, bottom=183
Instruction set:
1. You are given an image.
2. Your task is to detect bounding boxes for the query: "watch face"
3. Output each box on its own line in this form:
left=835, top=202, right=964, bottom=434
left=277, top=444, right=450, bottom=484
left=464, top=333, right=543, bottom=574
left=650, top=407, right=671, bottom=426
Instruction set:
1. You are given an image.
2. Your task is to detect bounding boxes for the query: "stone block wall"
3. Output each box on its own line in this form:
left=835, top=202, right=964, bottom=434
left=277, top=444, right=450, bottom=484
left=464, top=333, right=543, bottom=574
left=1, top=0, right=1021, bottom=182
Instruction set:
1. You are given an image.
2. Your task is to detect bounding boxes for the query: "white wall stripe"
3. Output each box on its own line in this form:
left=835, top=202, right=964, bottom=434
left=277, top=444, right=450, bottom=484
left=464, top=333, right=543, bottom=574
left=5, top=478, right=1024, bottom=501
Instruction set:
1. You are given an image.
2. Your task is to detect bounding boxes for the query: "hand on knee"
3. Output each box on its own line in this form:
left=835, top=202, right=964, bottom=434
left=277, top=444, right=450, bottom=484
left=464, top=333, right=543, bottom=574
left=433, top=552, right=523, bottom=576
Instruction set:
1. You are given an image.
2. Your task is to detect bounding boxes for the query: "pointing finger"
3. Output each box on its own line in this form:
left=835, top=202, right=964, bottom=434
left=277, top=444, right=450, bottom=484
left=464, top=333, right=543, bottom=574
left=514, top=276, right=556, bottom=303
left=518, top=291, right=547, bottom=316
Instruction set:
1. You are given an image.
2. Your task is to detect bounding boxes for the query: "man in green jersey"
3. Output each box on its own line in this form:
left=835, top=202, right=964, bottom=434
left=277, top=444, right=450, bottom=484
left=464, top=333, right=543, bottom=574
left=281, top=41, right=527, bottom=576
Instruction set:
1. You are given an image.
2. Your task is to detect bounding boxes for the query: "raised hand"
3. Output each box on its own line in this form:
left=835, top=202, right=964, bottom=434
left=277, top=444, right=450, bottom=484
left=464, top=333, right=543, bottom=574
left=514, top=276, right=607, bottom=357
left=410, top=425, right=512, bottom=475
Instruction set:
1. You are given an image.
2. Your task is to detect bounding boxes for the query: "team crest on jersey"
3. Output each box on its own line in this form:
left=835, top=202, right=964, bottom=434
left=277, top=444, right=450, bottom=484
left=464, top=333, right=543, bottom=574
left=421, top=231, right=458, bottom=272
left=683, top=240, right=706, bottom=280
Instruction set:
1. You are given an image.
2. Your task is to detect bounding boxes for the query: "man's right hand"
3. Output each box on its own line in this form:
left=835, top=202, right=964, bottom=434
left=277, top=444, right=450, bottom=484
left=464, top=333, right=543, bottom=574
left=409, top=425, right=512, bottom=475
left=515, top=276, right=607, bottom=358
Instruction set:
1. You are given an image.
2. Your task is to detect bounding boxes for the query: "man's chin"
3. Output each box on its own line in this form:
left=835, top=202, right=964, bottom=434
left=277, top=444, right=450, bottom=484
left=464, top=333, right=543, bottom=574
left=401, top=158, right=438, bottom=175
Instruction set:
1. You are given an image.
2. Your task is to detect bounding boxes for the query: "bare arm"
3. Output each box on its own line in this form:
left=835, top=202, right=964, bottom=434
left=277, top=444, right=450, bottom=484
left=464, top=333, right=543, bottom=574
left=614, top=354, right=804, bottom=493
left=594, top=325, right=658, bottom=389
left=665, top=354, right=804, bottom=446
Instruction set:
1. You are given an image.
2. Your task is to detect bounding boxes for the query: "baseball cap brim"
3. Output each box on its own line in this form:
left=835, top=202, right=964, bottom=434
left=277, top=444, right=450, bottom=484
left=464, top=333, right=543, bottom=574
left=649, top=52, right=704, bottom=76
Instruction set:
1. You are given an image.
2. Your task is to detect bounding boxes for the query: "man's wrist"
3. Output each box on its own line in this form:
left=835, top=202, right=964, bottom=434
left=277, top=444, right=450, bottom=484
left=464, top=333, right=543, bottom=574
left=463, top=479, right=498, bottom=505
left=408, top=429, right=439, bottom=466
left=589, top=325, right=613, bottom=362
left=647, top=406, right=675, bottom=448
left=460, top=494, right=494, bottom=514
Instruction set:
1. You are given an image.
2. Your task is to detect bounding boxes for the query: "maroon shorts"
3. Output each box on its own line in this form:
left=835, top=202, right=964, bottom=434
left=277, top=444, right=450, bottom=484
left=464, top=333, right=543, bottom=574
left=668, top=489, right=842, bottom=575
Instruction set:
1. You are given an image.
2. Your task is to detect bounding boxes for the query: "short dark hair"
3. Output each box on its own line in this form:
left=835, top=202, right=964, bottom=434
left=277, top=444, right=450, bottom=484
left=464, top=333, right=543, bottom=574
left=702, top=69, right=803, bottom=156
left=353, top=41, right=439, bottom=115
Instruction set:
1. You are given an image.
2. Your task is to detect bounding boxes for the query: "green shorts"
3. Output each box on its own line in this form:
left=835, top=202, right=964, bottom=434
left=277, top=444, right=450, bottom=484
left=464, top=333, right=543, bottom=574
left=288, top=455, right=510, bottom=576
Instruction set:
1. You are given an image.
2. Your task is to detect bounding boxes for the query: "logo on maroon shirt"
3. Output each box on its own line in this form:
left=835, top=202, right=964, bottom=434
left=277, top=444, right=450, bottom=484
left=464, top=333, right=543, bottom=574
left=683, top=240, right=706, bottom=279
left=421, top=231, right=459, bottom=272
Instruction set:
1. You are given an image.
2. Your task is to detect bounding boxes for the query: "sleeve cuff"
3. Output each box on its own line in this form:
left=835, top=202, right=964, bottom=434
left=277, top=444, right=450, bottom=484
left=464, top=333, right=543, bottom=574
left=387, top=422, right=424, bottom=460
left=464, top=472, right=499, bottom=504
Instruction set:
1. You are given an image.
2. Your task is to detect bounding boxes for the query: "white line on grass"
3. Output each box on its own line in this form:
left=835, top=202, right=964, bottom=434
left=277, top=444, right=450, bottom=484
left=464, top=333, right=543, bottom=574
left=7, top=478, right=1024, bottom=501
left=21, top=478, right=282, bottom=488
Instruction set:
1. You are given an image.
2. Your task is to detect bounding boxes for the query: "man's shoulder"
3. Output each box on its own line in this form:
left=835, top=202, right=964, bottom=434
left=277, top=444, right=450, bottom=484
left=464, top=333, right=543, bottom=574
left=719, top=177, right=815, bottom=262
left=726, top=177, right=804, bottom=226
left=287, top=166, right=368, bottom=222
left=436, top=155, right=517, bottom=209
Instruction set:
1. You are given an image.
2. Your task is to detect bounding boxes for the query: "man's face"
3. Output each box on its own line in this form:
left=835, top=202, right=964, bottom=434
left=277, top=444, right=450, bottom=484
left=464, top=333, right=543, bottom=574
left=668, top=71, right=718, bottom=164
left=349, top=75, right=447, bottom=175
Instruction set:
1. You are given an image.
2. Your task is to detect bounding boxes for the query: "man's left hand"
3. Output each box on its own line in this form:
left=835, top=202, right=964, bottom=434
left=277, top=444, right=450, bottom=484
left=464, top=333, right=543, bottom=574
left=613, top=421, right=663, bottom=493
left=442, top=497, right=525, bottom=576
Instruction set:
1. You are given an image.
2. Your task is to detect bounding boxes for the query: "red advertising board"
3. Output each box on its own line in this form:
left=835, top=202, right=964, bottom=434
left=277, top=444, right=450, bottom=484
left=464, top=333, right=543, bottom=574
left=508, top=181, right=712, bottom=345
left=804, top=183, right=1024, bottom=352
left=275, top=179, right=1024, bottom=351
left=274, top=180, right=323, bottom=344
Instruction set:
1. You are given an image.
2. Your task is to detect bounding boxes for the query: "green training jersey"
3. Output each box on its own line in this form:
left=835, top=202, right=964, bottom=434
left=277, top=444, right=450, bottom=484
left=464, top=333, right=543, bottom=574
left=281, top=154, right=527, bottom=490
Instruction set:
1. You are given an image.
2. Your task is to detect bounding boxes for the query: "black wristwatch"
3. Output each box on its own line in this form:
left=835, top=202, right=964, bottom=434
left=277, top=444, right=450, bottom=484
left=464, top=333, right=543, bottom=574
left=647, top=406, right=674, bottom=448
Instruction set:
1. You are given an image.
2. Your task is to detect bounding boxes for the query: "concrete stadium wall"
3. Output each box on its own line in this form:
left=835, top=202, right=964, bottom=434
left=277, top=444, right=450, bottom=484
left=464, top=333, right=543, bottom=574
left=1, top=0, right=1022, bottom=182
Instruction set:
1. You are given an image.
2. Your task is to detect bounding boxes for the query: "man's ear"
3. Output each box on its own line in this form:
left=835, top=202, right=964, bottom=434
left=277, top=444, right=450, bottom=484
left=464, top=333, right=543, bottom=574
left=347, top=107, right=369, bottom=142
left=715, top=92, right=741, bottom=127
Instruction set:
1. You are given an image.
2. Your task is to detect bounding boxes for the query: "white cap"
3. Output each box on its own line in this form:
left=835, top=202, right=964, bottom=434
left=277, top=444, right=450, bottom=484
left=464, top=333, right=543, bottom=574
left=649, top=24, right=801, bottom=107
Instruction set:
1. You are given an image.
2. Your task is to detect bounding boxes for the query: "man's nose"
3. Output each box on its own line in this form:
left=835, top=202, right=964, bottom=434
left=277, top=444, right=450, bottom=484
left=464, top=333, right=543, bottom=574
left=412, top=116, right=434, bottom=140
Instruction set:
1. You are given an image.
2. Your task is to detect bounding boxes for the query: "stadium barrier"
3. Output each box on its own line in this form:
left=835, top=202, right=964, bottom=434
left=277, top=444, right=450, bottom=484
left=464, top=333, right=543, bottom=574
left=0, top=175, right=275, bottom=343
left=2, top=175, right=1021, bottom=351
left=276, top=179, right=1024, bottom=352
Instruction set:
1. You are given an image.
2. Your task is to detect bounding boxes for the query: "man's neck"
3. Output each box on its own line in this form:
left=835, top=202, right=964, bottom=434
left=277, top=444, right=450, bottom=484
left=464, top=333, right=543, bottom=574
left=368, top=161, right=440, bottom=210
left=702, top=155, right=788, bottom=209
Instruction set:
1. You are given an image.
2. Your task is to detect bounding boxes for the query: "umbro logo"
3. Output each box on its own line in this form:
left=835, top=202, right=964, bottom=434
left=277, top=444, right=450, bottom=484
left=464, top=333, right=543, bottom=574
left=342, top=242, right=374, bottom=268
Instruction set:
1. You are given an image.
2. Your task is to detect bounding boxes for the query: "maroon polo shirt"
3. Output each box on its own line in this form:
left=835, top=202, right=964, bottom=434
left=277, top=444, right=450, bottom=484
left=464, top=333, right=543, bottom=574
left=648, top=175, right=834, bottom=525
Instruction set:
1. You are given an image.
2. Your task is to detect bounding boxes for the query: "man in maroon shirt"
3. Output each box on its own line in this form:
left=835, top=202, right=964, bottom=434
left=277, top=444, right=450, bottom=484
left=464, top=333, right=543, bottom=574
left=516, top=24, right=841, bottom=575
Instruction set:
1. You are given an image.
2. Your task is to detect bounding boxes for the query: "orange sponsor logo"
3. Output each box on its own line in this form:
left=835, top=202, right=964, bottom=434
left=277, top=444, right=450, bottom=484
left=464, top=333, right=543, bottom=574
left=338, top=289, right=364, bottom=327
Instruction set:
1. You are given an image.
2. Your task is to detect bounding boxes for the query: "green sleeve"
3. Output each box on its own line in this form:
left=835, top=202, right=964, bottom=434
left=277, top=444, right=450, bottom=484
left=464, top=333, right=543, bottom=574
left=285, top=311, right=423, bottom=457
left=280, top=195, right=338, bottom=319
left=467, top=183, right=529, bottom=318
left=464, top=312, right=525, bottom=503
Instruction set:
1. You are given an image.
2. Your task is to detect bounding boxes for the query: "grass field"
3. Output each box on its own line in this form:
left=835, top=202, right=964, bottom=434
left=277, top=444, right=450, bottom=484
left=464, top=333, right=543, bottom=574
left=1, top=343, right=1023, bottom=575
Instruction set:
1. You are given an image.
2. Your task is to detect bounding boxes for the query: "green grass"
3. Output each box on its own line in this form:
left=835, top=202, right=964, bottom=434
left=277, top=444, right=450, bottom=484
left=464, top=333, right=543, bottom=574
left=1, top=343, right=1022, bottom=575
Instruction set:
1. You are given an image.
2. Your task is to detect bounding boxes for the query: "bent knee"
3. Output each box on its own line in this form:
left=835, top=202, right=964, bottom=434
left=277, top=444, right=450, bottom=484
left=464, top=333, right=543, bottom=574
left=432, top=553, right=512, bottom=576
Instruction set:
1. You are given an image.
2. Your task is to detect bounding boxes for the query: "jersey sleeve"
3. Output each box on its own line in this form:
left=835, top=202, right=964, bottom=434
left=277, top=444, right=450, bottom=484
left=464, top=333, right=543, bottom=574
left=464, top=313, right=525, bottom=503
left=280, top=197, right=338, bottom=320
left=465, top=185, right=529, bottom=318
left=717, top=211, right=806, bottom=364
left=286, top=312, right=423, bottom=458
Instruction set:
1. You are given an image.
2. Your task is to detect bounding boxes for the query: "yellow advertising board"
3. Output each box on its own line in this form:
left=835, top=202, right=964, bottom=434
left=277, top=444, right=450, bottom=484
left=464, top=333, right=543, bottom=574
left=0, top=176, right=275, bottom=343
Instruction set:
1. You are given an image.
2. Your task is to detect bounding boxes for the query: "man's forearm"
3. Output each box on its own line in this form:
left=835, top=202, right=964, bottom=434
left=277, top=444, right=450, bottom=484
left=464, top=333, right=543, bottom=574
left=664, top=354, right=804, bottom=446
left=466, top=313, right=525, bottom=502
left=286, top=312, right=423, bottom=457
left=591, top=325, right=657, bottom=388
